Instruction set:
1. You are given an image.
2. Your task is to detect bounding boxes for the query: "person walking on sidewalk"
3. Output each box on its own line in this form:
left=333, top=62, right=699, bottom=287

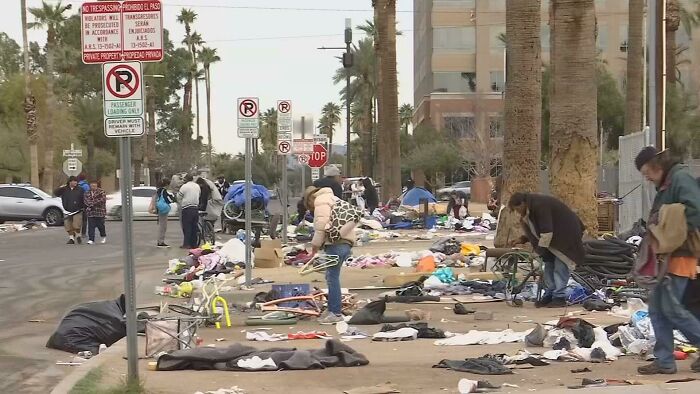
left=305, top=186, right=358, bottom=325
left=55, top=176, right=85, bottom=245
left=633, top=147, right=700, bottom=375
left=155, top=178, right=175, bottom=247
left=83, top=180, right=107, bottom=244
left=508, top=192, right=585, bottom=308
left=177, top=174, right=200, bottom=249
left=77, top=174, right=90, bottom=238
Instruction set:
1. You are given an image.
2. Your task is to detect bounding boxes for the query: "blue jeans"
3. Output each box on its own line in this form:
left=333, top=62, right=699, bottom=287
left=323, top=243, right=352, bottom=315
left=543, top=256, right=570, bottom=300
left=649, top=274, right=700, bottom=368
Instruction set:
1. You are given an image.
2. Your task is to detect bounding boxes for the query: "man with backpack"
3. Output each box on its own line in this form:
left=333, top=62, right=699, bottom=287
left=154, top=178, right=175, bottom=247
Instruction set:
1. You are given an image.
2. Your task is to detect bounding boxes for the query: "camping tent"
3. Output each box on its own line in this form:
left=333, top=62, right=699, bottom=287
left=400, top=187, right=437, bottom=208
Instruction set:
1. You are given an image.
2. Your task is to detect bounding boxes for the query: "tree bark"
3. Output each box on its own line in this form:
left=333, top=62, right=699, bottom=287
left=42, top=30, right=57, bottom=191
left=624, top=0, right=644, bottom=135
left=206, top=67, right=213, bottom=169
left=495, top=0, right=542, bottom=248
left=549, top=0, right=599, bottom=234
left=666, top=0, right=680, bottom=85
left=21, top=0, right=39, bottom=186
left=195, top=75, right=201, bottom=141
left=373, top=0, right=385, bottom=183
left=377, top=0, right=401, bottom=199
left=87, top=133, right=96, bottom=178
left=147, top=85, right=156, bottom=185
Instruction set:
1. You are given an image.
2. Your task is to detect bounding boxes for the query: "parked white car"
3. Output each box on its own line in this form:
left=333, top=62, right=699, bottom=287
left=437, top=181, right=471, bottom=201
left=106, top=186, right=178, bottom=220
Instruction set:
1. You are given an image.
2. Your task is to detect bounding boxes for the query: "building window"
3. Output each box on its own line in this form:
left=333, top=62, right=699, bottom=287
left=433, top=27, right=476, bottom=53
left=435, top=0, right=475, bottom=7
left=541, top=25, right=550, bottom=50
left=489, top=0, right=506, bottom=11
left=490, top=25, right=506, bottom=56
left=444, top=116, right=476, bottom=139
left=490, top=71, right=504, bottom=92
left=433, top=72, right=476, bottom=93
left=489, top=116, right=504, bottom=138
left=597, top=24, right=608, bottom=51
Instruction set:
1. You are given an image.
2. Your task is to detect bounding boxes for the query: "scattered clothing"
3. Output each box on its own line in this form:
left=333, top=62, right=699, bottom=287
left=434, top=329, right=532, bottom=346
left=372, top=327, right=418, bottom=342
left=379, top=322, right=446, bottom=339
left=433, top=357, right=513, bottom=375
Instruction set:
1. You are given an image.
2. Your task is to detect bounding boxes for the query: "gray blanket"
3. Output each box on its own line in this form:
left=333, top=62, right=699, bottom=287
left=157, top=339, right=369, bottom=371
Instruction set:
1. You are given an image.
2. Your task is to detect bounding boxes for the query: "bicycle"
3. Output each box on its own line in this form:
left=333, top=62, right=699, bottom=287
left=197, top=211, right=216, bottom=246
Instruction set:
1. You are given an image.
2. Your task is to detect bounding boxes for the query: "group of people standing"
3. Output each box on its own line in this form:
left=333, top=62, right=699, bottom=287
left=55, top=175, right=107, bottom=245
left=507, top=146, right=700, bottom=375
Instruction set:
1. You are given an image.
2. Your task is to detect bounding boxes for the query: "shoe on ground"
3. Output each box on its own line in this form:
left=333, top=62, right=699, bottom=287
left=637, top=362, right=677, bottom=375
left=87, top=240, right=94, bottom=245
left=534, top=295, right=552, bottom=308
left=67, top=238, right=75, bottom=245
left=692, top=357, right=700, bottom=372
left=318, top=313, right=344, bottom=325
left=547, top=298, right=567, bottom=308
left=101, top=237, right=106, bottom=244
left=76, top=236, right=82, bottom=245
left=157, top=243, right=170, bottom=248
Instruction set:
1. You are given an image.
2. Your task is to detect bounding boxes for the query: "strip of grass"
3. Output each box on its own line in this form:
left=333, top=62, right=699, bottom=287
left=70, top=367, right=148, bottom=394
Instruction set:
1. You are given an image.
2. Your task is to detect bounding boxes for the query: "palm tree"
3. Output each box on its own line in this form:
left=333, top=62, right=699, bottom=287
left=399, top=104, right=413, bottom=135
left=29, top=0, right=70, bottom=191
left=666, top=0, right=700, bottom=85
left=199, top=47, right=221, bottom=168
left=624, top=0, right=644, bottom=135
left=494, top=0, right=542, bottom=247
left=318, top=103, right=342, bottom=157
left=177, top=9, right=197, bottom=157
left=549, top=0, right=598, bottom=234
left=375, top=0, right=401, bottom=198
left=21, top=0, right=38, bottom=186
left=184, top=31, right=204, bottom=140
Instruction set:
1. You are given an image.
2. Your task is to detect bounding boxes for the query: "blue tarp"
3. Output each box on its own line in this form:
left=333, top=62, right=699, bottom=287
left=400, top=187, right=437, bottom=207
left=224, top=183, right=270, bottom=207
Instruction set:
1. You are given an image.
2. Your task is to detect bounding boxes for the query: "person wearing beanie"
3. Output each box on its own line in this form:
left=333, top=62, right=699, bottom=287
left=54, top=176, right=85, bottom=244
left=313, top=164, right=344, bottom=199
left=634, top=146, right=700, bottom=375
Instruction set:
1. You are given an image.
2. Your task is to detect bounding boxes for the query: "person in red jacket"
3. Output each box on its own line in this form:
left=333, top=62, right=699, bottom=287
left=83, top=180, right=107, bottom=244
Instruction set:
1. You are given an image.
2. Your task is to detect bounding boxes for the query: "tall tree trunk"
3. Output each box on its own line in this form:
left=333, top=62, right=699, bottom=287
left=362, top=103, right=373, bottom=176
left=132, top=137, right=142, bottom=186
left=146, top=85, right=156, bottom=185
left=21, top=0, right=38, bottom=186
left=495, top=0, right=542, bottom=248
left=624, top=0, right=644, bottom=135
left=549, top=0, right=598, bottom=234
left=87, top=133, right=96, bottom=178
left=195, top=75, right=201, bottom=141
left=373, top=0, right=385, bottom=182
left=666, top=0, right=680, bottom=85
left=42, top=32, right=57, bottom=191
left=205, top=67, right=213, bottom=169
left=182, top=78, right=193, bottom=165
left=377, top=0, right=401, bottom=199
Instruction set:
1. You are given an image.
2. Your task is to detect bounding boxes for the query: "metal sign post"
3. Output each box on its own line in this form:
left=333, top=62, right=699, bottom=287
left=277, top=100, right=292, bottom=244
left=237, top=97, right=259, bottom=286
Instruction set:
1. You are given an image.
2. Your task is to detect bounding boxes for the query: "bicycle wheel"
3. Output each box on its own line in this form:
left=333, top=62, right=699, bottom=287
left=198, top=220, right=216, bottom=245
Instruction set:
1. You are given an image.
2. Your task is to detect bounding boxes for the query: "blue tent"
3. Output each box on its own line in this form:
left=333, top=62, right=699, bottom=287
left=400, top=187, right=437, bottom=207
left=224, top=183, right=270, bottom=208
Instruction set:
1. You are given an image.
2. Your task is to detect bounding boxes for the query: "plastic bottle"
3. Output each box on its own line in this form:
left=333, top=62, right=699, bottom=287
left=99, top=344, right=107, bottom=354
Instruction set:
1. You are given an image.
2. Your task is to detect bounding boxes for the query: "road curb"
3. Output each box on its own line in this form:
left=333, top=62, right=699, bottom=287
left=50, top=337, right=127, bottom=394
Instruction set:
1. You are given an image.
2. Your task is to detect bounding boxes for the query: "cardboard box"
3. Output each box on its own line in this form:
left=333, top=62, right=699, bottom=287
left=255, top=239, right=284, bottom=268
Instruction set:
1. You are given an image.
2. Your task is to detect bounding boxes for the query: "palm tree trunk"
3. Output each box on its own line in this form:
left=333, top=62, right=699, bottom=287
left=42, top=31, right=57, bottom=191
left=21, top=0, right=39, bottom=186
left=147, top=85, right=156, bottom=185
left=374, top=0, right=385, bottom=183
left=87, top=133, right=96, bottom=178
left=377, top=0, right=401, bottom=199
left=195, top=74, right=201, bottom=141
left=666, top=0, right=680, bottom=85
left=182, top=78, right=192, bottom=162
left=495, top=0, right=542, bottom=248
left=549, top=0, right=598, bottom=234
left=206, top=67, right=213, bottom=168
left=624, top=0, right=644, bottom=135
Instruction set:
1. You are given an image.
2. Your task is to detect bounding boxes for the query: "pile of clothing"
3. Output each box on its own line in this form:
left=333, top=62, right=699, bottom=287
left=163, top=239, right=247, bottom=283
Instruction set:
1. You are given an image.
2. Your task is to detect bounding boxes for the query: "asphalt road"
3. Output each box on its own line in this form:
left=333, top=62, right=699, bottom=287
left=0, top=219, right=200, bottom=393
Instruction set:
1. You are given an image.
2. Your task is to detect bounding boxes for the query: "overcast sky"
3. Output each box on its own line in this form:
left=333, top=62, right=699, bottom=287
left=3, top=0, right=415, bottom=155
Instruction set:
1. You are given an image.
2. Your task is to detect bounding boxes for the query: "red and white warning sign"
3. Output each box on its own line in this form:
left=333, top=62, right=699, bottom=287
left=102, top=61, right=145, bottom=137
left=81, top=2, right=122, bottom=63
left=122, top=0, right=164, bottom=62
left=81, top=1, right=163, bottom=64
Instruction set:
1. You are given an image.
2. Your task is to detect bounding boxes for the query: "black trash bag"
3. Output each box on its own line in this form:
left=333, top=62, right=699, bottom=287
left=46, top=295, right=126, bottom=354
left=347, top=299, right=410, bottom=325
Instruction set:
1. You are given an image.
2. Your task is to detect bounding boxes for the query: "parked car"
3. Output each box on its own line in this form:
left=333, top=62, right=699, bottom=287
left=106, top=186, right=178, bottom=220
left=437, top=181, right=471, bottom=201
left=0, top=184, right=64, bottom=226
left=342, top=177, right=382, bottom=202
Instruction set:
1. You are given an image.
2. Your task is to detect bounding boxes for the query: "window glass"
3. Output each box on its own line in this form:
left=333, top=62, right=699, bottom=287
left=490, top=25, right=506, bottom=56
left=541, top=25, right=551, bottom=50
left=597, top=24, right=608, bottom=51
left=444, top=116, right=476, bottom=139
left=0, top=187, right=34, bottom=198
left=489, top=116, right=504, bottom=138
left=434, top=72, right=477, bottom=93
left=433, top=27, right=475, bottom=53
left=490, top=71, right=504, bottom=92
left=133, top=188, right=156, bottom=198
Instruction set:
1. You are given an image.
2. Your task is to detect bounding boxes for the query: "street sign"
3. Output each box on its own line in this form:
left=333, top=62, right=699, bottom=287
left=237, top=97, right=260, bottom=138
left=63, top=158, right=83, bottom=176
left=314, top=134, right=328, bottom=145
left=122, top=0, right=164, bottom=62
left=277, top=100, right=293, bottom=132
left=81, top=1, right=163, bottom=64
left=308, top=144, right=328, bottom=168
left=102, top=61, right=145, bottom=137
left=277, top=140, right=291, bottom=155
left=292, top=138, right=314, bottom=154
left=63, top=143, right=83, bottom=158
left=103, top=62, right=144, bottom=117
left=81, top=2, right=122, bottom=64
left=311, top=168, right=320, bottom=182
left=297, top=154, right=310, bottom=165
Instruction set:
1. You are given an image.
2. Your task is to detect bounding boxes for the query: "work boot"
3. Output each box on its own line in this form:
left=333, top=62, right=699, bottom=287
left=534, top=295, right=552, bottom=308
left=547, top=298, right=567, bottom=308
left=692, top=357, right=700, bottom=373
left=637, top=362, right=677, bottom=375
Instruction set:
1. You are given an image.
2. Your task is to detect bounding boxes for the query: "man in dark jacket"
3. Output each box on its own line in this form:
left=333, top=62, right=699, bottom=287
left=313, top=164, right=343, bottom=199
left=509, top=192, right=585, bottom=308
left=54, top=176, right=85, bottom=244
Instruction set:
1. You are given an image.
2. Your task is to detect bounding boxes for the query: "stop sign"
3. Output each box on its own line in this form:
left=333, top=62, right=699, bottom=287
left=307, top=144, right=328, bottom=168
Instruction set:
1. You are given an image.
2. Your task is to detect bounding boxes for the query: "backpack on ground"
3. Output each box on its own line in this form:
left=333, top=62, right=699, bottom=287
left=156, top=191, right=171, bottom=215
left=326, top=198, right=362, bottom=244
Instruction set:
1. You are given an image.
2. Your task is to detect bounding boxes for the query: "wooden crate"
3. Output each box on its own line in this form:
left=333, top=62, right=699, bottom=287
left=597, top=198, right=617, bottom=233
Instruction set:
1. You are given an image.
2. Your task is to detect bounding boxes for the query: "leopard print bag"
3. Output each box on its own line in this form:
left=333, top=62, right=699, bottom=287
left=326, top=198, right=362, bottom=244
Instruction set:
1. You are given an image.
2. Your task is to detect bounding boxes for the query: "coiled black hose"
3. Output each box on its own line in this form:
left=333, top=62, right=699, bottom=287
left=576, top=237, right=637, bottom=282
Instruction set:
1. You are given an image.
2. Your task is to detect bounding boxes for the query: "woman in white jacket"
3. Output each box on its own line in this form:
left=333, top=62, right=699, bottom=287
left=305, top=186, right=357, bottom=324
